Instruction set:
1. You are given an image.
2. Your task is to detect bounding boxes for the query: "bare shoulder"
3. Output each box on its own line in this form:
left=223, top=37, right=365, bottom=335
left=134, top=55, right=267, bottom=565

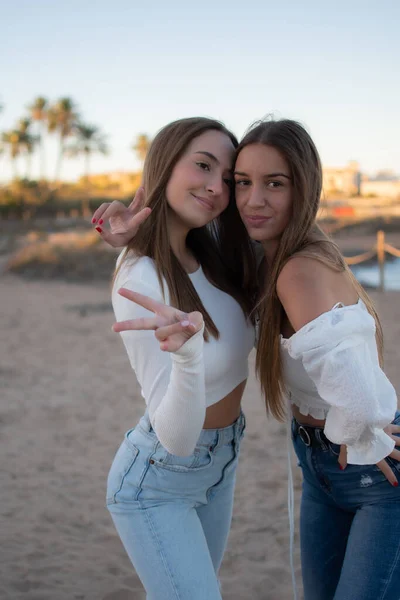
left=277, top=255, right=335, bottom=291
left=277, top=256, right=352, bottom=332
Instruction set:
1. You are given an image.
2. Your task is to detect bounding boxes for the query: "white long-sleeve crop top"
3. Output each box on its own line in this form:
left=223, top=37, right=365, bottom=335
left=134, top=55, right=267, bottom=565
left=281, top=299, right=398, bottom=464
left=112, top=253, right=255, bottom=456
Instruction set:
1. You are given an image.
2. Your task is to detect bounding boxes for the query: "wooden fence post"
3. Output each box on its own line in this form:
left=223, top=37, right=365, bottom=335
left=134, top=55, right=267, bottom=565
left=376, top=230, right=385, bottom=292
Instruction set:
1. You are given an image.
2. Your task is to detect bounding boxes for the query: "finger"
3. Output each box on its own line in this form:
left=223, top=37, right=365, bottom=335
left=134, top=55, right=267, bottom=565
left=128, top=186, right=145, bottom=211
left=387, top=434, right=400, bottom=446
left=118, top=288, right=181, bottom=318
left=92, top=202, right=112, bottom=223
left=111, top=207, right=151, bottom=235
left=155, top=320, right=196, bottom=341
left=338, top=445, right=348, bottom=469
left=185, top=311, right=204, bottom=333
left=376, top=460, right=398, bottom=486
left=389, top=448, right=400, bottom=461
left=112, top=317, right=157, bottom=333
left=386, top=425, right=400, bottom=444
left=95, top=227, right=128, bottom=248
left=96, top=201, right=127, bottom=225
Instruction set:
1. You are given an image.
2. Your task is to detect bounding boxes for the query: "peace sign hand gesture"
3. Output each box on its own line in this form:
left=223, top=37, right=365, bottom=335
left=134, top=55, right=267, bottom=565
left=113, top=288, right=204, bottom=353
left=92, top=187, right=151, bottom=248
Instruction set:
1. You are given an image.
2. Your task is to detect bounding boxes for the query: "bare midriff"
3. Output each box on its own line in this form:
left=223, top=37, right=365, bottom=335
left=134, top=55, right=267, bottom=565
left=203, top=380, right=247, bottom=429
left=291, top=403, right=326, bottom=428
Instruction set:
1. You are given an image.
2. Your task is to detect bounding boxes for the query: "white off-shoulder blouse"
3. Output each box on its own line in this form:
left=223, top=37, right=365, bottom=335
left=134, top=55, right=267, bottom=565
left=281, top=299, right=398, bottom=464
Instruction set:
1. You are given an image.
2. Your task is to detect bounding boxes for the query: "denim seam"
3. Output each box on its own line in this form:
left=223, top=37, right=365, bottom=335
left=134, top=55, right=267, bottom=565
left=378, top=530, right=400, bottom=600
left=140, top=499, right=182, bottom=600
left=134, top=439, right=159, bottom=502
left=108, top=445, right=139, bottom=504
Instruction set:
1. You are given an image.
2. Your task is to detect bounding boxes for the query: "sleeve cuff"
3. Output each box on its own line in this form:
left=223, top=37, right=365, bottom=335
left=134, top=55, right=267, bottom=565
left=346, top=428, right=395, bottom=465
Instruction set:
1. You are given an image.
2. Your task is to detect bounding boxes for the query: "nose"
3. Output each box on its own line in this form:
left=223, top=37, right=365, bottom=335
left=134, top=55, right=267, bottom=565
left=206, top=174, right=224, bottom=196
left=246, top=185, right=265, bottom=208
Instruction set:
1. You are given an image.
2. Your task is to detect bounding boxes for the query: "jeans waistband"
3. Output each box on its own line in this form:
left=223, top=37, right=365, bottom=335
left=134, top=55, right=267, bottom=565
left=138, top=411, right=246, bottom=449
left=292, top=418, right=332, bottom=449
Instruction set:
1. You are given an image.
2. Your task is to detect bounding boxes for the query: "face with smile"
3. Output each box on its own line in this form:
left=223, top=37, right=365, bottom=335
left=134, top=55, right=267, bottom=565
left=166, top=130, right=235, bottom=230
left=234, top=143, right=293, bottom=247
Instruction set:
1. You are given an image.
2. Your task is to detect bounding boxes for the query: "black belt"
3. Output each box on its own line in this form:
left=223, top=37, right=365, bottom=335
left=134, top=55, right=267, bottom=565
left=292, top=419, right=331, bottom=449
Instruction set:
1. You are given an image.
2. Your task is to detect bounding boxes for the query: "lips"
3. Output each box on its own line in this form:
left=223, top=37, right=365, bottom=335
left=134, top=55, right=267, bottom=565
left=243, top=214, right=272, bottom=225
left=191, top=193, right=215, bottom=211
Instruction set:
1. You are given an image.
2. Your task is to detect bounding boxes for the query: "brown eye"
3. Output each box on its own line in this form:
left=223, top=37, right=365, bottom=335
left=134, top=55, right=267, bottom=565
left=196, top=162, right=210, bottom=171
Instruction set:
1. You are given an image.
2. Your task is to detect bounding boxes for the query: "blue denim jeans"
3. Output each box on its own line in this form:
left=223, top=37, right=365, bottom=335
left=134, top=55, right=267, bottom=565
left=292, top=412, right=400, bottom=600
left=106, top=411, right=245, bottom=600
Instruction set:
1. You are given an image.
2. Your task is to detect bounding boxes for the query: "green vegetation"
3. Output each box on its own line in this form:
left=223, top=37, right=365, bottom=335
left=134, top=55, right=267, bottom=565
left=0, top=95, right=151, bottom=218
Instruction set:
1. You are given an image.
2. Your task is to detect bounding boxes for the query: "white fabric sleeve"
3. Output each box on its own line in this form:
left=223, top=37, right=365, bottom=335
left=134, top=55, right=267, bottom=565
left=113, top=277, right=206, bottom=456
left=287, top=306, right=397, bottom=464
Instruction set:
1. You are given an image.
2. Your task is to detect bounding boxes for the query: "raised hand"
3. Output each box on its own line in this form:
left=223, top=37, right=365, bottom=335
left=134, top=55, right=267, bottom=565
left=113, top=288, right=204, bottom=352
left=338, top=424, right=400, bottom=486
left=92, top=187, right=151, bottom=247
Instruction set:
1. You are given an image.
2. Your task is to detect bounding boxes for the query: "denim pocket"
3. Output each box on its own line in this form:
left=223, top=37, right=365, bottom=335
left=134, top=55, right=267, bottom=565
left=152, top=446, right=214, bottom=473
left=106, top=439, right=139, bottom=504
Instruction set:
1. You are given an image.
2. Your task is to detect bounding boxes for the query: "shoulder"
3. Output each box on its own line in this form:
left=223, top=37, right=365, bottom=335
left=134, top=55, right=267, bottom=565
left=277, top=255, right=347, bottom=332
left=116, top=253, right=161, bottom=290
left=277, top=255, right=336, bottom=295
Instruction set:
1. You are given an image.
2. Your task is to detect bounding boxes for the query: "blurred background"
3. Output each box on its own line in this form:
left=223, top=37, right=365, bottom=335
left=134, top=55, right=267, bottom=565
left=1, top=1, right=399, bottom=599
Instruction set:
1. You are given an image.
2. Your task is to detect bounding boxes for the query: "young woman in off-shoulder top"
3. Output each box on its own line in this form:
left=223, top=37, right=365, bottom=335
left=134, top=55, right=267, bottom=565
left=95, top=118, right=400, bottom=600
left=233, top=119, right=400, bottom=600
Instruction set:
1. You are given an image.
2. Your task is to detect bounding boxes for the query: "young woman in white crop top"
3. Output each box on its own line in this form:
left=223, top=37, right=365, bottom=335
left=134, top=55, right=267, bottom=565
left=95, top=117, right=400, bottom=599
left=233, top=119, right=400, bottom=600
left=93, top=117, right=258, bottom=600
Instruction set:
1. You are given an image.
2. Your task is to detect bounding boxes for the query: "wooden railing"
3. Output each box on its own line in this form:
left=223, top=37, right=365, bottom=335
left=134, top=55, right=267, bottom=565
left=345, top=230, right=400, bottom=291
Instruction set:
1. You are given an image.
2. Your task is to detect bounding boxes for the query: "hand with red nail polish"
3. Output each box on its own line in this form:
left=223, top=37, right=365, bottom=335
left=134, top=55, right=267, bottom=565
left=373, top=428, right=400, bottom=486
left=90, top=187, right=151, bottom=248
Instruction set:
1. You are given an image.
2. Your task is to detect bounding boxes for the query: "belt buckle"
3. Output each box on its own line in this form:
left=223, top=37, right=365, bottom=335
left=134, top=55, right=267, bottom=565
left=298, top=425, right=311, bottom=447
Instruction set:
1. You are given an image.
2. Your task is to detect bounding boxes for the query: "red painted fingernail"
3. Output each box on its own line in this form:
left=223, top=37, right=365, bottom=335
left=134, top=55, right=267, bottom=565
left=339, top=465, right=344, bottom=470
left=393, top=481, right=398, bottom=487
left=95, top=227, right=103, bottom=234
left=92, top=218, right=97, bottom=224
left=99, top=219, right=103, bottom=225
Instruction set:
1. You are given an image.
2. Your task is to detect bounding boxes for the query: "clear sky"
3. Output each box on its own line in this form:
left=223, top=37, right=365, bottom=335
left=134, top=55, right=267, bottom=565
left=1, top=0, right=399, bottom=182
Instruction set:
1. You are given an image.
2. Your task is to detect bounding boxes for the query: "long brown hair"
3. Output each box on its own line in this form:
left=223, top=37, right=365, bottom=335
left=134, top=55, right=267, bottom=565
left=236, top=119, right=384, bottom=421
left=116, top=117, right=258, bottom=339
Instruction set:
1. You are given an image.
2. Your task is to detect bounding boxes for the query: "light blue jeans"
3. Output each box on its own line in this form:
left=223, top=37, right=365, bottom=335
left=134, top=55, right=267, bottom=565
left=292, top=411, right=400, bottom=600
left=106, top=411, right=245, bottom=600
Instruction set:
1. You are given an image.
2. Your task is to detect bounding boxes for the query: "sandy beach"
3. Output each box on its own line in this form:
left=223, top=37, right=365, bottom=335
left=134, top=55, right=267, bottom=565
left=1, top=239, right=400, bottom=600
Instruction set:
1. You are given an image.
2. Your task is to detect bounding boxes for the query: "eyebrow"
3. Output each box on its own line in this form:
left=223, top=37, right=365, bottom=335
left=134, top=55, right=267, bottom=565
left=234, top=170, right=292, bottom=179
left=194, top=151, right=220, bottom=164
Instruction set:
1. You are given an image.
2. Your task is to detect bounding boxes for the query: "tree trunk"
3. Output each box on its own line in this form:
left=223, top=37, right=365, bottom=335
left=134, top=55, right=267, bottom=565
left=54, top=135, right=64, bottom=186
left=82, top=151, right=91, bottom=218
left=39, top=122, right=46, bottom=181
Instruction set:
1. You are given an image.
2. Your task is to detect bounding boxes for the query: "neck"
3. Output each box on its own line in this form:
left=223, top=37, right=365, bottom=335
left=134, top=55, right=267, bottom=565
left=261, top=239, right=279, bottom=266
left=168, top=212, right=198, bottom=272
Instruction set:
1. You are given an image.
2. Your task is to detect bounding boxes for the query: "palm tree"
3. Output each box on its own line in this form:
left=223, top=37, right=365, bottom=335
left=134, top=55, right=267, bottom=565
left=67, top=123, right=108, bottom=180
left=132, top=133, right=150, bottom=165
left=2, top=130, right=23, bottom=178
left=48, top=97, right=79, bottom=184
left=66, top=123, right=108, bottom=214
left=17, top=118, right=37, bottom=179
left=27, top=96, right=48, bottom=180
